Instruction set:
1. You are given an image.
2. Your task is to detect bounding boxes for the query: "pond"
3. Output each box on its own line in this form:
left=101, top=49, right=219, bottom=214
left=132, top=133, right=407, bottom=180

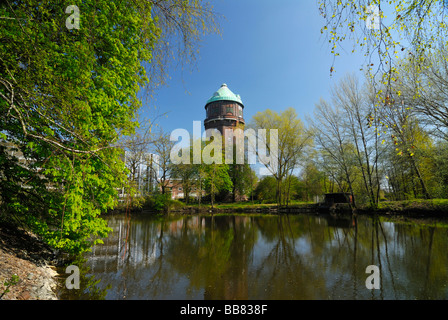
left=58, top=213, right=448, bottom=300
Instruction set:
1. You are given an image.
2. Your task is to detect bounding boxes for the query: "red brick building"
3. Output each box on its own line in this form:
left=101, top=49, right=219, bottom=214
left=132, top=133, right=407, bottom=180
left=164, top=179, right=205, bottom=200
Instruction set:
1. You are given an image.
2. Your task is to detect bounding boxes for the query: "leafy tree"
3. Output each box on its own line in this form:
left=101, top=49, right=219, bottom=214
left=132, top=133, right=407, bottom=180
left=319, top=0, right=448, bottom=83
left=371, top=76, right=433, bottom=199
left=228, top=163, right=256, bottom=202
left=380, top=116, right=435, bottom=200
left=282, top=175, right=300, bottom=205
left=203, top=163, right=232, bottom=208
left=0, top=0, right=219, bottom=253
left=297, top=162, right=326, bottom=202
left=152, top=129, right=175, bottom=195
left=169, top=143, right=199, bottom=204
left=250, top=108, right=313, bottom=207
left=254, top=176, right=277, bottom=203
left=0, top=0, right=159, bottom=253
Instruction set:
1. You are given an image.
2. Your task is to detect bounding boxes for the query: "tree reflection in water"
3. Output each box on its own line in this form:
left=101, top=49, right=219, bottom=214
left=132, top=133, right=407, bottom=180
left=61, top=214, right=448, bottom=300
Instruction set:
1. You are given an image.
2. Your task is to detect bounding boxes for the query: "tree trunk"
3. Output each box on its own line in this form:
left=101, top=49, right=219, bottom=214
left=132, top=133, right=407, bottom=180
left=276, top=179, right=281, bottom=208
left=409, top=155, right=431, bottom=199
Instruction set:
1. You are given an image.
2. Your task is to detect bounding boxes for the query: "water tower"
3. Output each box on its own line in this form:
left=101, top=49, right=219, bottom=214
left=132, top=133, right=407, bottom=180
left=204, top=83, right=245, bottom=140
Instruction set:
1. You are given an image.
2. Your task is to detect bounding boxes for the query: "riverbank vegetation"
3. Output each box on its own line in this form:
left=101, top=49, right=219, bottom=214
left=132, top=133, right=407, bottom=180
left=0, top=0, right=219, bottom=255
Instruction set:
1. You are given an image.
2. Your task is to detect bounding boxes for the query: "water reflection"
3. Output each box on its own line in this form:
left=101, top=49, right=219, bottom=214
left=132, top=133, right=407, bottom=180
left=61, top=214, right=448, bottom=300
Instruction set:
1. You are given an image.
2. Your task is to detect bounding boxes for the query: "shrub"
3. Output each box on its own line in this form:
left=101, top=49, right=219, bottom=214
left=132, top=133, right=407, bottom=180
left=144, top=194, right=184, bottom=212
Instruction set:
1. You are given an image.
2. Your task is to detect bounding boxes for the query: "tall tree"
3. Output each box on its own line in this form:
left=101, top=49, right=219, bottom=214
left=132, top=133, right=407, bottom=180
left=228, top=158, right=256, bottom=202
left=120, top=114, right=163, bottom=199
left=311, top=99, right=359, bottom=207
left=373, top=80, right=432, bottom=199
left=169, top=143, right=199, bottom=204
left=250, top=108, right=313, bottom=207
left=333, top=74, right=383, bottom=207
left=0, top=0, right=219, bottom=253
left=152, top=129, right=175, bottom=195
left=0, top=0, right=159, bottom=253
left=203, top=163, right=232, bottom=208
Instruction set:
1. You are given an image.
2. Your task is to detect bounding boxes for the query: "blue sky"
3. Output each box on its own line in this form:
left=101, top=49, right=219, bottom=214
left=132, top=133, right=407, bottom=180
left=139, top=0, right=370, bottom=135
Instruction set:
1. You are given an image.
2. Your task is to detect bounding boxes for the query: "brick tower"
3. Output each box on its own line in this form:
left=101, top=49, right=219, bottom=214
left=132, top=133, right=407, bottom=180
left=204, top=83, right=245, bottom=140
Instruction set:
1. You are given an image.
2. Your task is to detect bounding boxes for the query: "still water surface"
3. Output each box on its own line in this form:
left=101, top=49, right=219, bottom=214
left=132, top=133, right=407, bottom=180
left=60, top=213, right=448, bottom=300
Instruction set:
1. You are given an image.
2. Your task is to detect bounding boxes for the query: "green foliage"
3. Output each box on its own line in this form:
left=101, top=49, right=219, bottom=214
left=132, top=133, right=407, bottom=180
left=319, top=0, right=448, bottom=80
left=1, top=274, right=20, bottom=299
left=0, top=0, right=159, bottom=254
left=424, top=142, right=448, bottom=199
left=295, top=163, right=326, bottom=202
left=228, top=163, right=257, bottom=201
left=250, top=107, right=313, bottom=206
left=254, top=176, right=277, bottom=202
left=148, top=193, right=171, bottom=211
left=203, top=163, right=233, bottom=207
left=376, top=199, right=448, bottom=213
left=169, top=142, right=200, bottom=204
left=145, top=193, right=184, bottom=212
left=0, top=0, right=219, bottom=255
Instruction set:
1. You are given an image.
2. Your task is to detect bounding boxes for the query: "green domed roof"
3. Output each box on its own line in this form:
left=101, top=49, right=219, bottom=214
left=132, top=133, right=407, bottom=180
left=205, top=84, right=244, bottom=107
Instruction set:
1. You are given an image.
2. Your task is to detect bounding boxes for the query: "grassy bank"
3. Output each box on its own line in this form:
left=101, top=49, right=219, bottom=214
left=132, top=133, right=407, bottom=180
left=175, top=199, right=448, bottom=218
left=167, top=200, right=315, bottom=214
left=189, top=199, right=447, bottom=211
left=368, top=199, right=448, bottom=217
left=211, top=200, right=313, bottom=210
left=118, top=197, right=448, bottom=219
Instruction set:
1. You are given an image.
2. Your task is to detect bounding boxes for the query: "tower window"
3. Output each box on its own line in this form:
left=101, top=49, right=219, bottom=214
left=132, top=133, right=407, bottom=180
left=226, top=106, right=233, bottom=115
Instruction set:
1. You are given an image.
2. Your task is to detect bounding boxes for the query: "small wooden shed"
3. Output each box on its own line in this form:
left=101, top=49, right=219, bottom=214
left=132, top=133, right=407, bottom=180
left=324, top=193, right=353, bottom=205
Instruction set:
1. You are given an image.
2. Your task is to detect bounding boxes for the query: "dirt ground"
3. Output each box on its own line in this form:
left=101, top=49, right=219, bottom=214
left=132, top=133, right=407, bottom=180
left=0, top=221, right=60, bottom=300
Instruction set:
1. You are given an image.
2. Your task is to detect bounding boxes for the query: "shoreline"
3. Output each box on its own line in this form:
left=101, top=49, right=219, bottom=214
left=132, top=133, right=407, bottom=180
left=1, top=199, right=447, bottom=300
left=123, top=199, right=448, bottom=220
left=0, top=221, right=60, bottom=300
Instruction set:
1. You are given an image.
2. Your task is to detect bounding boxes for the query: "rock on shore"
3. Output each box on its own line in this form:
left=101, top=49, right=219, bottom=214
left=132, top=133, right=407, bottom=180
left=0, top=222, right=59, bottom=300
